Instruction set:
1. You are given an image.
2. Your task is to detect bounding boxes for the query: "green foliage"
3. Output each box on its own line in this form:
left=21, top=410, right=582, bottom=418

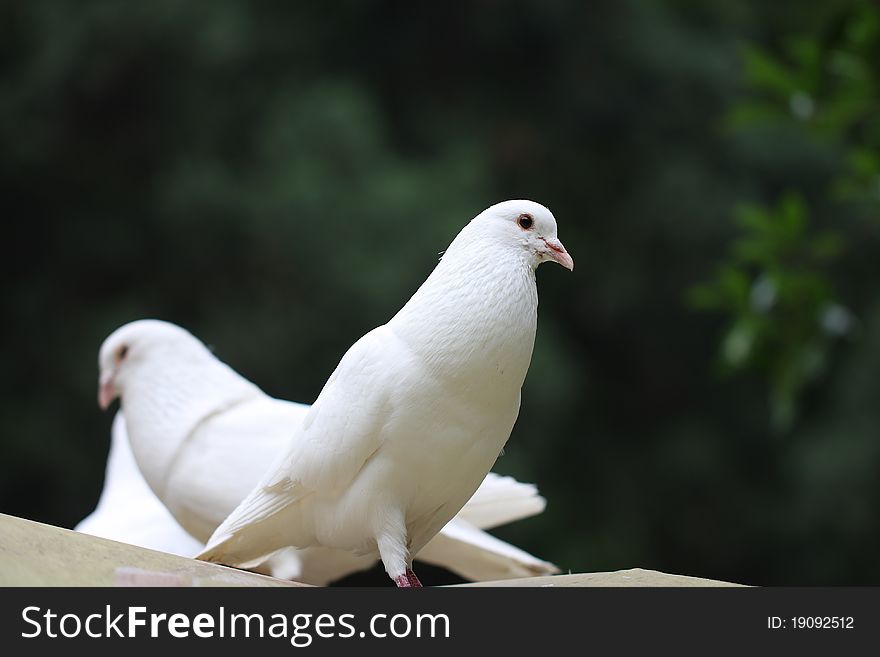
left=731, top=2, right=878, bottom=143
left=689, top=194, right=847, bottom=430
left=692, top=0, right=879, bottom=430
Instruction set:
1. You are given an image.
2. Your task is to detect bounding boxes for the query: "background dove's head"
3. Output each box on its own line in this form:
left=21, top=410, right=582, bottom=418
left=468, top=199, right=573, bottom=271
left=97, top=319, right=205, bottom=410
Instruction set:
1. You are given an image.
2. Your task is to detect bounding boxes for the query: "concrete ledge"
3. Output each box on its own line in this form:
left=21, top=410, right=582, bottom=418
left=454, top=569, right=744, bottom=587
left=0, top=513, right=302, bottom=587
left=0, top=513, right=745, bottom=587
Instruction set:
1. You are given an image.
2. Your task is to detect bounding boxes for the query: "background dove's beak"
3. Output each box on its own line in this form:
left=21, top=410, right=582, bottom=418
left=98, top=371, right=117, bottom=410
left=543, top=238, right=574, bottom=271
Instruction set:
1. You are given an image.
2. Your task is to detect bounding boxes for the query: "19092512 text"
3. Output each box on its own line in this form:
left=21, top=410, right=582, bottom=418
left=768, top=616, right=854, bottom=630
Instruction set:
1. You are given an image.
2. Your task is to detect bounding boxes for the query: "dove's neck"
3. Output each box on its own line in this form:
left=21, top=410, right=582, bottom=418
left=389, top=225, right=538, bottom=391
left=120, top=347, right=263, bottom=501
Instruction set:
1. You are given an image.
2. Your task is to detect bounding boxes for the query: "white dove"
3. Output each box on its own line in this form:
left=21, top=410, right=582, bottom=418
left=197, top=199, right=572, bottom=586
left=95, top=319, right=558, bottom=583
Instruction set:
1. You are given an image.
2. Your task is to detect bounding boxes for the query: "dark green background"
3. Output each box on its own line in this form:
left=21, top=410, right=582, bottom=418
left=2, top=0, right=879, bottom=585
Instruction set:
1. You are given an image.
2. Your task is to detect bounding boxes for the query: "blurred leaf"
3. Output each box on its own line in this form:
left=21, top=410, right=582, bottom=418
left=785, top=36, right=822, bottom=92
left=741, top=43, right=800, bottom=96
left=721, top=317, right=758, bottom=368
left=725, top=102, right=786, bottom=128
left=778, top=192, right=807, bottom=238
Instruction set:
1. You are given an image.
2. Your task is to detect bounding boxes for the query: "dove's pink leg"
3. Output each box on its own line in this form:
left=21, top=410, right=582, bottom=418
left=393, top=568, right=423, bottom=587
left=405, top=568, right=422, bottom=587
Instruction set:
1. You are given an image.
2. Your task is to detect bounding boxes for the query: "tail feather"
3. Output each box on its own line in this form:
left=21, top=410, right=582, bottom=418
left=418, top=518, right=559, bottom=581
left=196, top=504, right=305, bottom=569
left=457, top=473, right=547, bottom=530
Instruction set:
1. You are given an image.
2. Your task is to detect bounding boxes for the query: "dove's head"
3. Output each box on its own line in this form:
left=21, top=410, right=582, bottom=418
left=97, top=319, right=204, bottom=410
left=470, top=200, right=573, bottom=271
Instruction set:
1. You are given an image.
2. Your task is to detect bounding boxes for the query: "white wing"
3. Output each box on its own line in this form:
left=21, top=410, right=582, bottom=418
left=456, top=472, right=546, bottom=530
left=75, top=412, right=203, bottom=556
left=407, top=471, right=554, bottom=581
left=417, top=517, right=559, bottom=580
left=199, top=326, right=398, bottom=563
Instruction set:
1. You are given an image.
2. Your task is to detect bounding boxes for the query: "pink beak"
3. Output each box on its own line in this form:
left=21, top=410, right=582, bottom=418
left=98, top=372, right=117, bottom=410
left=542, top=237, right=574, bottom=271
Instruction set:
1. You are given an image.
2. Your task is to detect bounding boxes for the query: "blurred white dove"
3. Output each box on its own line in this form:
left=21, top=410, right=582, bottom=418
left=197, top=199, right=572, bottom=586
left=95, top=319, right=557, bottom=583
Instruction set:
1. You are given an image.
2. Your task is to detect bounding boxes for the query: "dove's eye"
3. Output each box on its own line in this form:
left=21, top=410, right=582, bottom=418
left=517, top=214, right=534, bottom=230
left=115, top=345, right=129, bottom=363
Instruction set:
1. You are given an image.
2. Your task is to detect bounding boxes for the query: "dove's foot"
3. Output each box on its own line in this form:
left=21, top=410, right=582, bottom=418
left=405, top=568, right=422, bottom=587
left=393, top=569, right=423, bottom=588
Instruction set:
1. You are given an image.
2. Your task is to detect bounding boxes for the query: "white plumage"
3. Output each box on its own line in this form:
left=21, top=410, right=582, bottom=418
left=196, top=199, right=572, bottom=586
left=93, top=318, right=559, bottom=583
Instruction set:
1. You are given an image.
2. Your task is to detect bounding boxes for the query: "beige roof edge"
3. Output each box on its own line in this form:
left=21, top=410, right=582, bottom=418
left=0, top=512, right=305, bottom=587
left=0, top=513, right=746, bottom=587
